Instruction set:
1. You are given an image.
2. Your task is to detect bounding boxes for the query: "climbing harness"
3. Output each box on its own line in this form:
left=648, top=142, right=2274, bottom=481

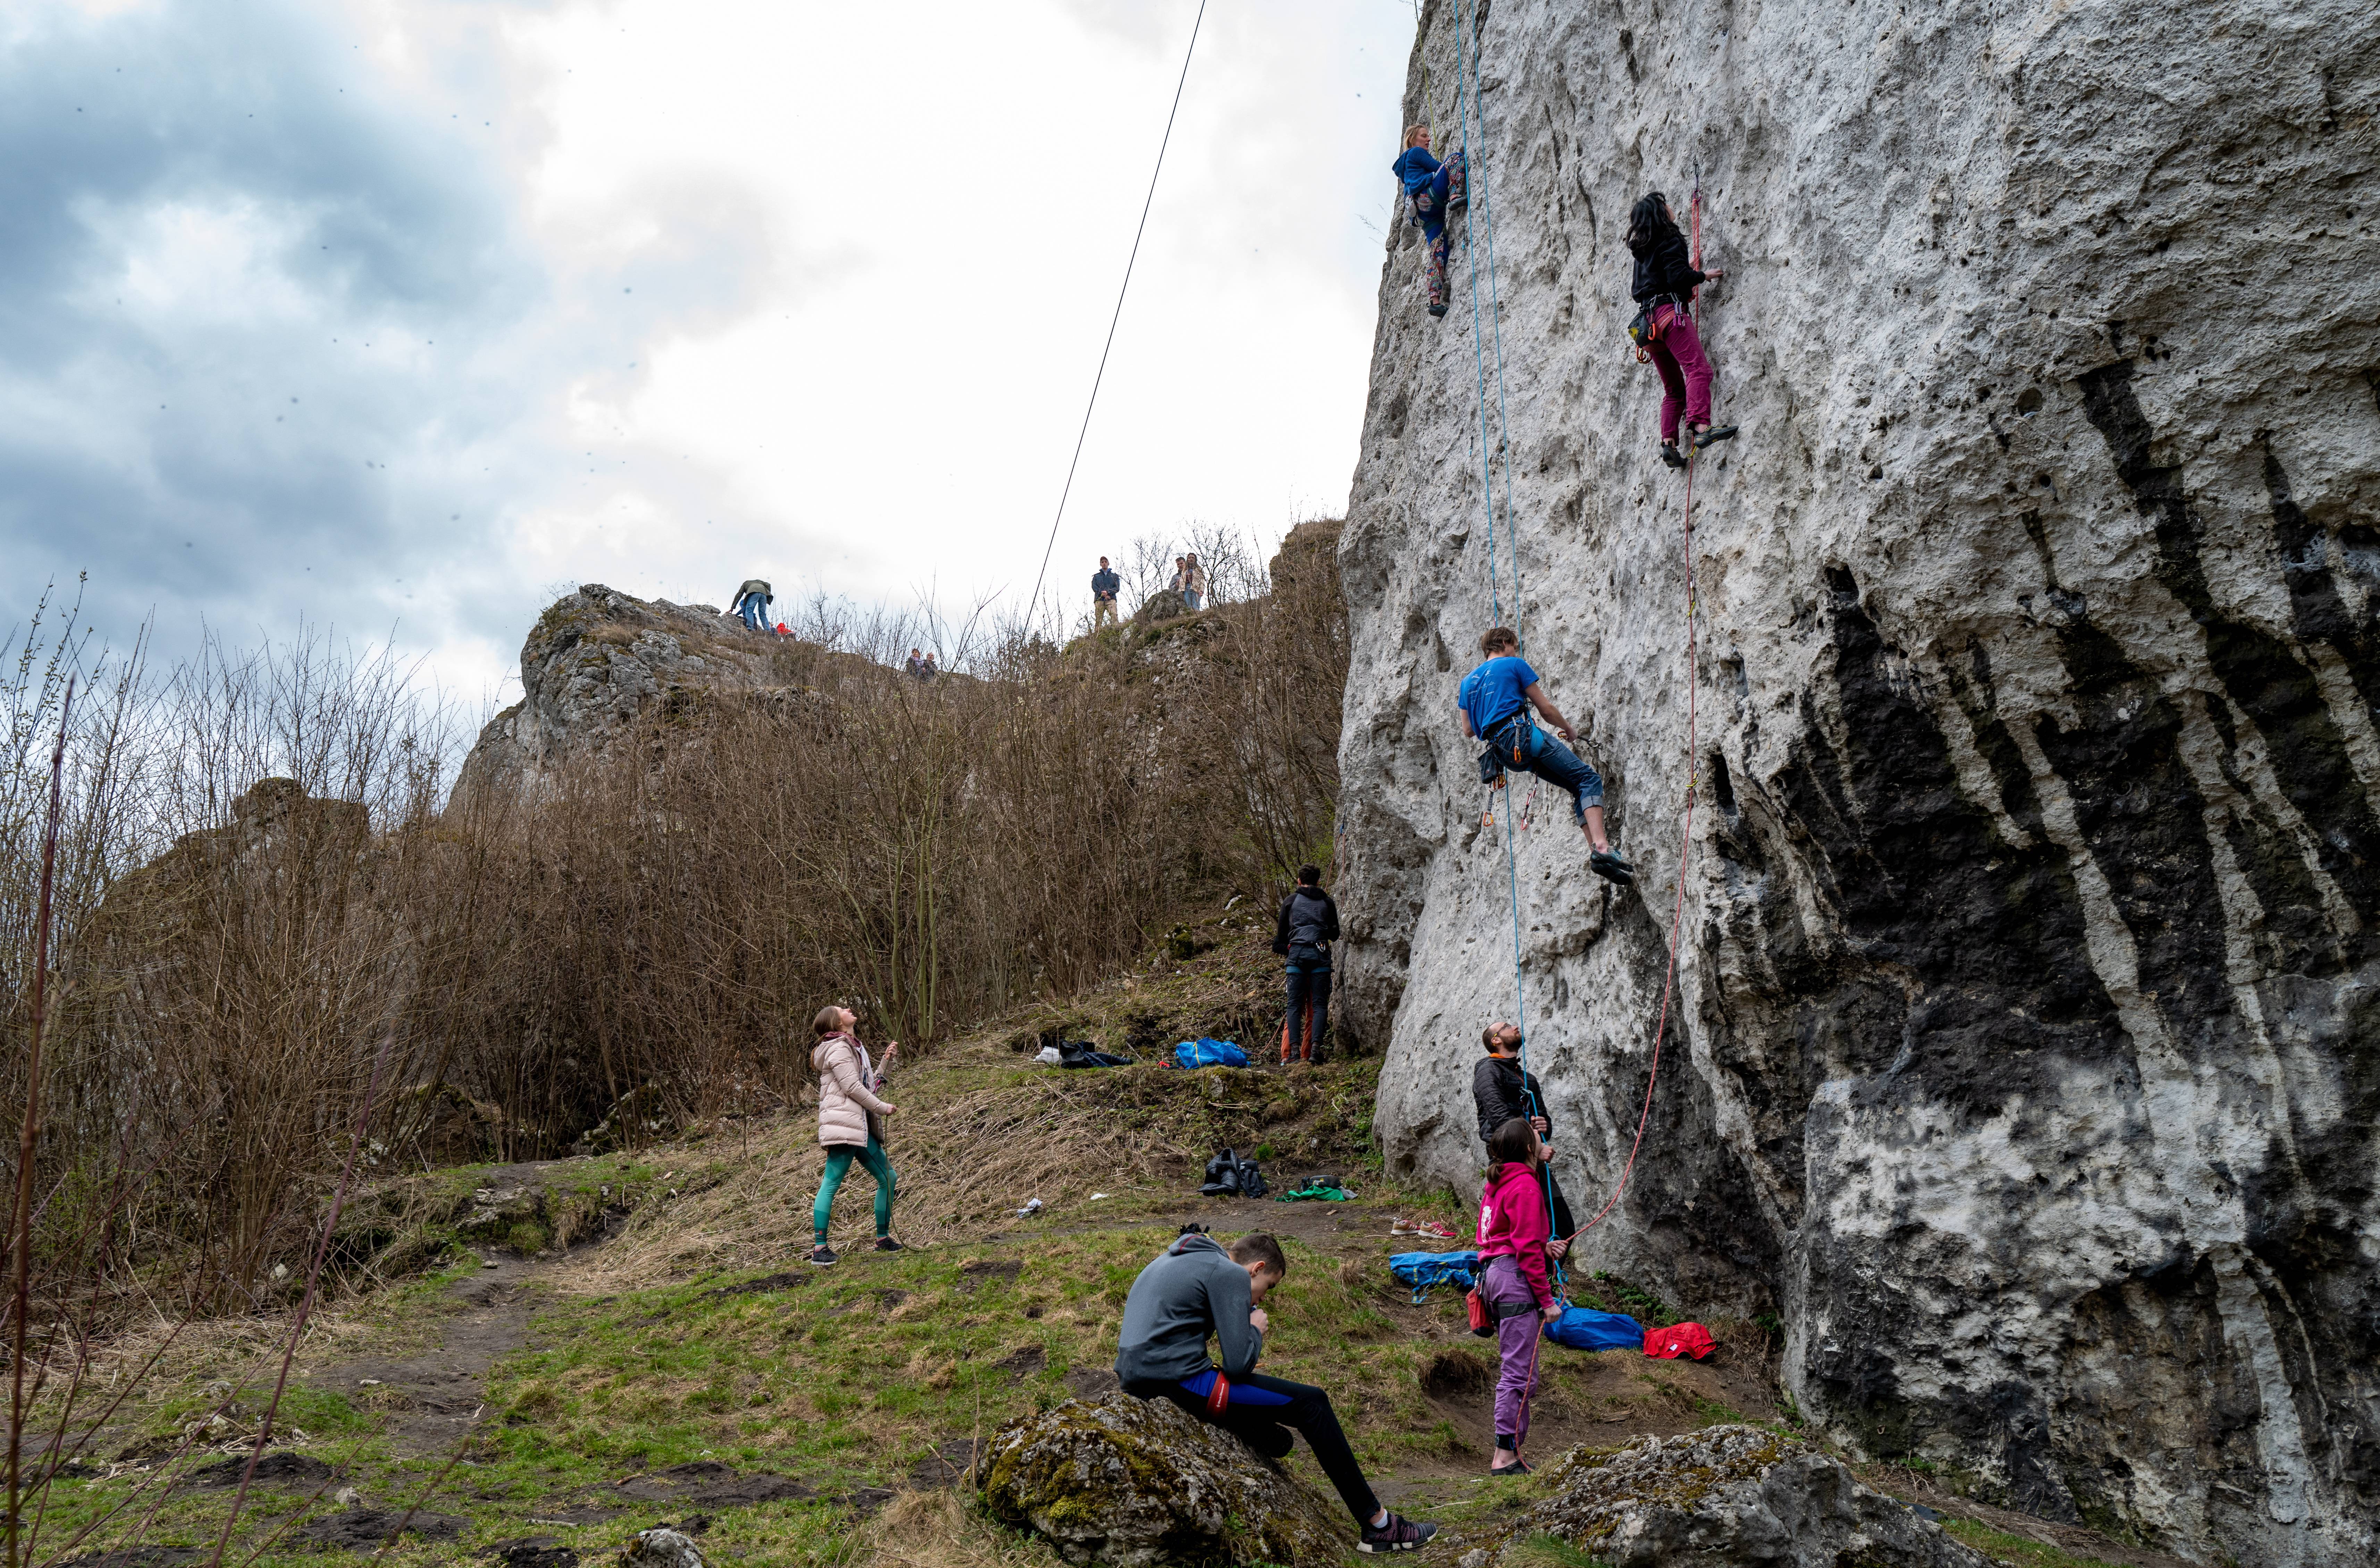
left=1022, top=1, right=1206, bottom=633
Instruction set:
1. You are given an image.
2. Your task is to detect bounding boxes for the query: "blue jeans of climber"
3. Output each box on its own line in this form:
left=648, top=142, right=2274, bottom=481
left=812, top=1137, right=895, bottom=1244
left=738, top=590, right=768, bottom=631
left=1486, top=717, right=1603, bottom=827
left=1283, top=946, right=1331, bottom=1063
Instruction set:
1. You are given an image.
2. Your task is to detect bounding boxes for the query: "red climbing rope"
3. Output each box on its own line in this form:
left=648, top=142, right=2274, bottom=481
left=1573, top=178, right=1703, bottom=1237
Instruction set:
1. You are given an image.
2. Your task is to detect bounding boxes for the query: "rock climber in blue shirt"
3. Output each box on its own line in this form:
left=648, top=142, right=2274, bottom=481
left=1458, top=627, right=1634, bottom=886
left=1391, top=124, right=1466, bottom=319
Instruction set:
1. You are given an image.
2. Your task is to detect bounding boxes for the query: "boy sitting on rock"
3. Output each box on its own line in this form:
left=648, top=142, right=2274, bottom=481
left=1115, top=1230, right=1438, bottom=1553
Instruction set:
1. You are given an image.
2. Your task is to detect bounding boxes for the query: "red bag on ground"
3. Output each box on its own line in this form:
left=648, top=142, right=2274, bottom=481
left=1643, top=1322, right=1717, bottom=1360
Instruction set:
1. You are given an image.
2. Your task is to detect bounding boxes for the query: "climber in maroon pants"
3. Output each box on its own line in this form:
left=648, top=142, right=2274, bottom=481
left=1627, top=192, right=1735, bottom=469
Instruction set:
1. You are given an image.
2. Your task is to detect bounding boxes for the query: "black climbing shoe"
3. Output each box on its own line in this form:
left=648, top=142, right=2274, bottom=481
left=1427, top=303, right=1449, bottom=319
left=1660, top=442, right=1687, bottom=470
left=1589, top=849, right=1635, bottom=886
left=1691, top=424, right=1738, bottom=451
left=1359, top=1512, right=1438, bottom=1553
left=873, top=1237, right=904, bottom=1253
left=807, top=1244, right=838, bottom=1267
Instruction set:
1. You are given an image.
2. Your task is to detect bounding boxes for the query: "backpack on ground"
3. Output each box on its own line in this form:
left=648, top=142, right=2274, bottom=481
left=1175, top=1038, right=1248, bottom=1070
left=1388, top=1249, right=1480, bottom=1305
left=1198, top=1147, right=1267, bottom=1199
left=1544, top=1306, right=1646, bottom=1353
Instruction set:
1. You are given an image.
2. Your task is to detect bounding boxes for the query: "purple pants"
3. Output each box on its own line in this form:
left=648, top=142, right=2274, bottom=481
left=1647, top=303, right=1713, bottom=443
left=1483, top=1255, right=1542, bottom=1450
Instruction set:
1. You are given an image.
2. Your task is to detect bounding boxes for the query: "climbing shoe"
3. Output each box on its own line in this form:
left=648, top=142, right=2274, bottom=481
left=1589, top=849, right=1636, bottom=886
left=1358, top=1513, right=1439, bottom=1553
left=1427, top=303, right=1449, bottom=319
left=1659, top=442, right=1687, bottom=470
left=807, top=1244, right=838, bottom=1267
left=1691, top=424, right=1738, bottom=451
left=873, top=1236, right=905, bottom=1253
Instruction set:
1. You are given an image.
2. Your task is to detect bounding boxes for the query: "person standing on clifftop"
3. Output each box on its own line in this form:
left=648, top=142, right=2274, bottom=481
left=729, top=578, right=773, bottom=632
left=1092, top=556, right=1122, bottom=629
left=1459, top=627, right=1634, bottom=886
left=1181, top=553, right=1208, bottom=612
left=809, top=1006, right=900, bottom=1266
left=1272, top=865, right=1339, bottom=1064
left=1392, top=125, right=1466, bottom=319
left=1627, top=193, right=1734, bottom=469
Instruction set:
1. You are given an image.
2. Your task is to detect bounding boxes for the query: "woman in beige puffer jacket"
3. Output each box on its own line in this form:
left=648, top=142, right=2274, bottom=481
left=809, top=1005, right=899, bottom=1266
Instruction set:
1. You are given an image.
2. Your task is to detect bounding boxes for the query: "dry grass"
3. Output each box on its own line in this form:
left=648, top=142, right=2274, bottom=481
left=862, top=1489, right=1066, bottom=1568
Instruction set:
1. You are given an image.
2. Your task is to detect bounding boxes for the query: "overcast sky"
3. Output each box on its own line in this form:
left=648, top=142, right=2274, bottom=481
left=2, top=0, right=1415, bottom=704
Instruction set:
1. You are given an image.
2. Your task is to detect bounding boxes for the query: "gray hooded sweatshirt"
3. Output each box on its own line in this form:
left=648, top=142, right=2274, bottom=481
left=1113, top=1233, right=1265, bottom=1385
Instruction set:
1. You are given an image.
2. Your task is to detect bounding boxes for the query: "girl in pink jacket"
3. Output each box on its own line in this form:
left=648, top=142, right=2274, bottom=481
left=809, top=1005, right=900, bottom=1266
left=1476, top=1117, right=1563, bottom=1471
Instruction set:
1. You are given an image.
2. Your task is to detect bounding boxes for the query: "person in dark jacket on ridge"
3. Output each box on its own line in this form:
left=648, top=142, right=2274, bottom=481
left=1460, top=626, right=1634, bottom=885
left=1627, top=192, right=1734, bottom=468
left=1391, top=124, right=1466, bottom=319
left=1473, top=1022, right=1575, bottom=1250
left=1116, top=1231, right=1438, bottom=1553
left=1272, top=865, right=1339, bottom=1064
left=1091, top=556, right=1122, bottom=629
left=729, top=578, right=773, bottom=632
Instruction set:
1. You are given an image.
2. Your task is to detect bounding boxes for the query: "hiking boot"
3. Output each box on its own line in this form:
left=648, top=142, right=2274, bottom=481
left=1589, top=848, right=1636, bottom=886
left=1359, top=1512, right=1438, bottom=1553
left=807, top=1244, right=838, bottom=1267
left=873, top=1237, right=904, bottom=1253
left=1660, top=442, right=1687, bottom=470
left=1691, top=424, right=1738, bottom=451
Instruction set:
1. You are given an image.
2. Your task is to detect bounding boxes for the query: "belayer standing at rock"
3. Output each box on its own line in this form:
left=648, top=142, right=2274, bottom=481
left=1091, top=556, right=1122, bottom=629
left=1391, top=124, right=1466, bottom=319
left=1115, top=1230, right=1439, bottom=1552
left=1272, top=865, right=1339, bottom=1064
left=1477, top=1117, right=1564, bottom=1473
left=728, top=578, right=773, bottom=632
left=1626, top=192, right=1734, bottom=468
left=1474, top=1021, right=1575, bottom=1249
left=808, top=1006, right=901, bottom=1266
left=1459, top=627, right=1634, bottom=885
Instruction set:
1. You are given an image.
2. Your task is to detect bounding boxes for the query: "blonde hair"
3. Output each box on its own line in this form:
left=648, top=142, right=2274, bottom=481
left=1405, top=123, right=1431, bottom=148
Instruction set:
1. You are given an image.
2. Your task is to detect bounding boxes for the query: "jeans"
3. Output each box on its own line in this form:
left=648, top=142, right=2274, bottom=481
left=1182, top=589, right=1203, bottom=611
left=1647, top=303, right=1714, bottom=443
left=1125, top=1370, right=1379, bottom=1526
left=1483, top=1255, right=1542, bottom=1451
left=813, top=1137, right=895, bottom=1242
left=1486, top=719, right=1603, bottom=825
left=738, top=592, right=767, bottom=631
left=1093, top=596, right=1118, bottom=628
left=1283, top=949, right=1331, bottom=1062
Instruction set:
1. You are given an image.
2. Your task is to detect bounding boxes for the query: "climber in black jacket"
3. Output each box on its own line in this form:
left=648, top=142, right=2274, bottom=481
left=1627, top=192, right=1735, bottom=469
left=1272, top=867, right=1339, bottom=1064
left=1472, top=1021, right=1576, bottom=1251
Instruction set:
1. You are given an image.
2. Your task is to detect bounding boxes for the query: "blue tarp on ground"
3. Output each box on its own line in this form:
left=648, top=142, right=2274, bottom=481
left=1389, top=1249, right=1480, bottom=1303
left=1174, top=1038, right=1249, bottom=1070
left=1544, top=1306, right=1645, bottom=1352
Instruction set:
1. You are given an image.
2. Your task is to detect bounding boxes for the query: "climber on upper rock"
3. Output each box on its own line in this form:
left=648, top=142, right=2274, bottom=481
left=1459, top=627, right=1633, bottom=886
left=1627, top=192, right=1734, bottom=469
left=1392, top=125, right=1466, bottom=320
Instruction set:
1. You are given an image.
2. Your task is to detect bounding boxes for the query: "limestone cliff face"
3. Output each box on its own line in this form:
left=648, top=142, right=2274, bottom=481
left=1337, top=2, right=2378, bottom=1563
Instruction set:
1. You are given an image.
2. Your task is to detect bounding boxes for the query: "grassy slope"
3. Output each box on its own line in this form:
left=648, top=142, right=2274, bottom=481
left=29, top=909, right=2155, bottom=1567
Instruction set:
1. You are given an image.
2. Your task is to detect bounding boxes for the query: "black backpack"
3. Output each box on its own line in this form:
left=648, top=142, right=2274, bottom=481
left=1199, top=1148, right=1269, bottom=1199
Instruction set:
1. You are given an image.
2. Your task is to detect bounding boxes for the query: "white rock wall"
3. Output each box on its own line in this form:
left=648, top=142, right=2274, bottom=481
left=1336, top=2, right=2379, bottom=1562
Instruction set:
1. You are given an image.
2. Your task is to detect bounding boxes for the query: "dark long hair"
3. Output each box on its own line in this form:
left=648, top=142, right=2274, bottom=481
left=1485, top=1116, right=1539, bottom=1178
left=1626, top=192, right=1677, bottom=258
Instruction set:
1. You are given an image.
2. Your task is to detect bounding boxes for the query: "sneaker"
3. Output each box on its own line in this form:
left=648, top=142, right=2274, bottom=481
left=807, top=1244, right=838, bottom=1267
left=1691, top=424, right=1738, bottom=451
left=1490, top=1457, right=1533, bottom=1475
left=873, top=1237, right=904, bottom=1253
left=1589, top=849, right=1636, bottom=886
left=1359, top=1512, right=1438, bottom=1553
left=1660, top=442, right=1687, bottom=470
left=1396, top=1217, right=1456, bottom=1241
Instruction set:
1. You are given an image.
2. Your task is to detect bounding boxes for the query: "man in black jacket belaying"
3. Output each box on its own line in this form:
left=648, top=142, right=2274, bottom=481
left=1272, top=866, right=1339, bottom=1064
left=1473, top=1021, right=1576, bottom=1252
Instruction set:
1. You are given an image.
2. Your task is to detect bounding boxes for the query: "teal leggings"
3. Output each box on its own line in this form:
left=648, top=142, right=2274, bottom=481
left=813, top=1138, right=895, bottom=1242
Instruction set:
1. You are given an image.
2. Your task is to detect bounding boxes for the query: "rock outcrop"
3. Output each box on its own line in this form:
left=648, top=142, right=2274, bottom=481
left=1462, top=1426, right=1988, bottom=1568
left=454, top=585, right=793, bottom=801
left=977, top=1393, right=1348, bottom=1566
left=1338, top=2, right=2377, bottom=1563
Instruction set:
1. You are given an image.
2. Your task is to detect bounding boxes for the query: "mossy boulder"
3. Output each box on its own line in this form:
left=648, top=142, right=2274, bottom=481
left=1463, top=1425, right=1989, bottom=1568
left=978, top=1392, right=1348, bottom=1566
